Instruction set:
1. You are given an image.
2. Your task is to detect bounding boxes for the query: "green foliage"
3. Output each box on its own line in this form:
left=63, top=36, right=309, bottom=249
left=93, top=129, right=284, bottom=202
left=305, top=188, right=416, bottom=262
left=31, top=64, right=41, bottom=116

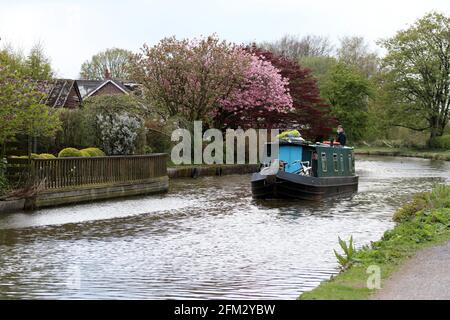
left=0, top=43, right=53, bottom=80
left=393, top=185, right=450, bottom=222
left=301, top=184, right=450, bottom=300
left=80, top=150, right=90, bottom=157
left=12, top=153, right=55, bottom=159
left=57, top=148, right=103, bottom=158
left=378, top=12, right=450, bottom=141
left=334, top=236, right=356, bottom=270
left=83, top=95, right=147, bottom=155
left=277, top=130, right=301, bottom=138
left=58, top=148, right=83, bottom=158
left=80, top=148, right=105, bottom=157
left=365, top=127, right=429, bottom=148
left=0, top=50, right=60, bottom=148
left=146, top=130, right=172, bottom=154
left=429, top=135, right=450, bottom=150
left=38, top=153, right=56, bottom=159
left=143, top=146, right=154, bottom=154
left=57, top=109, right=94, bottom=149
left=25, top=43, right=53, bottom=80
left=80, top=48, right=134, bottom=80
left=299, top=56, right=337, bottom=89
left=321, top=63, right=372, bottom=141
left=56, top=95, right=147, bottom=155
left=21, top=104, right=62, bottom=140
left=0, top=159, right=9, bottom=195
left=393, top=193, right=428, bottom=223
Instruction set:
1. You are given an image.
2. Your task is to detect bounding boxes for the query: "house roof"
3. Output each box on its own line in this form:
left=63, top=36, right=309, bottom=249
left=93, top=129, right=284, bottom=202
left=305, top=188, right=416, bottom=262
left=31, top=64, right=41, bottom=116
left=86, top=79, right=129, bottom=97
left=36, top=79, right=82, bottom=107
left=77, top=79, right=140, bottom=98
left=76, top=80, right=102, bottom=98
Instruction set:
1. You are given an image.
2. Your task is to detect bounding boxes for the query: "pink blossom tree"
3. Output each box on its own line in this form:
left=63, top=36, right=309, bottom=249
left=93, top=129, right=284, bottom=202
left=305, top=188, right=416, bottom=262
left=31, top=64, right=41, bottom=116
left=216, top=52, right=293, bottom=129
left=131, top=35, right=250, bottom=130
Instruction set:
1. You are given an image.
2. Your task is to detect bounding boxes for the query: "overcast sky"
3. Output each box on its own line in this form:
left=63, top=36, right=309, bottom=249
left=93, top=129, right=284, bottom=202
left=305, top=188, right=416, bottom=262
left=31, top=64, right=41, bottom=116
left=0, top=0, right=448, bottom=78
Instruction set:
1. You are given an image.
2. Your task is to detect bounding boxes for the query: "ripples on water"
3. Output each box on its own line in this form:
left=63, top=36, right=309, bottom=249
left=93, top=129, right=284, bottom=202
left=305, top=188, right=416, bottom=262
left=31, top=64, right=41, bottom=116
left=0, top=156, right=449, bottom=299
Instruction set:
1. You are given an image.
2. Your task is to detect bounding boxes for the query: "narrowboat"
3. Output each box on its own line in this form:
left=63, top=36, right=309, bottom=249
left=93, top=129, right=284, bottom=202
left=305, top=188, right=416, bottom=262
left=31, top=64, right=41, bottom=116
left=251, top=138, right=358, bottom=200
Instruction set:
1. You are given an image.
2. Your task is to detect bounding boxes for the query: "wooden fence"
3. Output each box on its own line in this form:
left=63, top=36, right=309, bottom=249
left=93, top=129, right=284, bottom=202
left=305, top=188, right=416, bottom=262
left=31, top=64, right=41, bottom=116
left=6, top=154, right=168, bottom=190
left=5, top=157, right=31, bottom=187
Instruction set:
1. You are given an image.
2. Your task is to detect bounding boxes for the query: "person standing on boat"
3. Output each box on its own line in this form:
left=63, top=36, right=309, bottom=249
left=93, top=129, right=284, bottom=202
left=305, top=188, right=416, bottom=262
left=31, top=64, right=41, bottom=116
left=336, top=125, right=346, bottom=146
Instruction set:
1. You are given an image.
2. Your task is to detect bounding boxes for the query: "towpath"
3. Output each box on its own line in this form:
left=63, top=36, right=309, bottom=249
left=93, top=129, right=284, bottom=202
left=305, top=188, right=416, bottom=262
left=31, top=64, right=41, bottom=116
left=371, top=241, right=450, bottom=300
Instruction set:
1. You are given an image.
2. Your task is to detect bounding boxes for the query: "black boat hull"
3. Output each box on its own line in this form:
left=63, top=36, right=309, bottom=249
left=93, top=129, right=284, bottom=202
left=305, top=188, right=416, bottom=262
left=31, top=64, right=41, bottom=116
left=251, top=171, right=358, bottom=200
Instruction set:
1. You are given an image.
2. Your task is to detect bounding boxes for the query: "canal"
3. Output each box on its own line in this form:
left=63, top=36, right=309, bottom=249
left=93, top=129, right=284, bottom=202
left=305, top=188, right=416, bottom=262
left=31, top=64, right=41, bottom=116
left=0, top=155, right=449, bottom=299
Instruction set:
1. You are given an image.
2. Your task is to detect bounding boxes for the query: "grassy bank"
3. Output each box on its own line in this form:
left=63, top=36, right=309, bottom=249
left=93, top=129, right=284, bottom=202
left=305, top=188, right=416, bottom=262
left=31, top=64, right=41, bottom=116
left=355, top=147, right=450, bottom=161
left=299, top=185, right=450, bottom=300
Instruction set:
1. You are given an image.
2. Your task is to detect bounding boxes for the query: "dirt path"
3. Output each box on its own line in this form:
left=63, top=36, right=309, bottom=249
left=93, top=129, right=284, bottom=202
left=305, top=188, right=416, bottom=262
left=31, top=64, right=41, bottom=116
left=371, top=241, right=450, bottom=300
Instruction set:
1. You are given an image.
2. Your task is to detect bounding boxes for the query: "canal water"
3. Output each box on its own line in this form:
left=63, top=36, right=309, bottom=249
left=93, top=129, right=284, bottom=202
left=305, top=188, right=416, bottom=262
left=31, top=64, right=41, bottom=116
left=0, top=156, right=449, bottom=299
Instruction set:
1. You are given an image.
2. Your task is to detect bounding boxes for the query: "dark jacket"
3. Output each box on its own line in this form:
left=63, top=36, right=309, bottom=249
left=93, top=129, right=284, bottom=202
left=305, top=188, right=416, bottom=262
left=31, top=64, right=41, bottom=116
left=336, top=132, right=346, bottom=146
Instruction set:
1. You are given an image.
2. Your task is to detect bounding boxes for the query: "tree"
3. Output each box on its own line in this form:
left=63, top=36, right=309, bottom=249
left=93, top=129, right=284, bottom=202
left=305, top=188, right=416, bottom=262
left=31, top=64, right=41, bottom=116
left=131, top=35, right=249, bottom=128
left=259, top=35, right=333, bottom=61
left=0, top=45, right=26, bottom=75
left=300, top=55, right=338, bottom=90
left=80, top=48, right=134, bottom=80
left=337, top=36, right=379, bottom=78
left=217, top=52, right=293, bottom=129
left=379, top=12, right=450, bottom=141
left=247, top=46, right=335, bottom=140
left=25, top=43, right=53, bottom=80
left=321, top=63, right=372, bottom=141
left=0, top=43, right=53, bottom=80
left=0, top=60, right=61, bottom=156
left=0, top=63, right=23, bottom=146
left=21, top=104, right=62, bottom=155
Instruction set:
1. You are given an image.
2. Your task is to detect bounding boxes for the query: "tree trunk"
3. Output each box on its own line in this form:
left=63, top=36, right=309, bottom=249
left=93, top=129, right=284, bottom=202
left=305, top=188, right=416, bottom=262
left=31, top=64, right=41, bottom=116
left=27, top=135, right=32, bottom=159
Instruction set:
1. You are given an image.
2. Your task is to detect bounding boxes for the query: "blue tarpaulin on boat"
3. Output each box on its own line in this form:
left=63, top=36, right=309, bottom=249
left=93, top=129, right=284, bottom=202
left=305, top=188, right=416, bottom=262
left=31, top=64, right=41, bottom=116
left=279, top=145, right=302, bottom=173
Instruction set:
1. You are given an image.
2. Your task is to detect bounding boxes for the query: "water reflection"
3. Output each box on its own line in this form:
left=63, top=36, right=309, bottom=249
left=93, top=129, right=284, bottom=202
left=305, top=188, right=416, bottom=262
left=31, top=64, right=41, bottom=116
left=0, top=155, right=449, bottom=299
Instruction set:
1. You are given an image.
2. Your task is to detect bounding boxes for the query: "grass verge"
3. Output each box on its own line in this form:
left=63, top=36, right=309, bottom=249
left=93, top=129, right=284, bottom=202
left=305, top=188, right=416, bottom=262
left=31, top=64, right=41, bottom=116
left=299, top=184, right=450, bottom=300
left=354, top=147, right=450, bottom=161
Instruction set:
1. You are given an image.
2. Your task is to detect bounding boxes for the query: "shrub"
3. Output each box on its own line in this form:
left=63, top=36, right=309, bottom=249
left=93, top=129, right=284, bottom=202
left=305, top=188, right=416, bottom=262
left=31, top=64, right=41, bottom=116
left=143, top=146, right=153, bottom=154
left=58, top=147, right=83, bottom=158
left=0, top=159, right=8, bottom=195
left=393, top=193, right=428, bottom=222
left=80, top=147, right=105, bottom=157
left=57, top=109, right=94, bottom=149
left=429, top=134, right=450, bottom=150
left=334, top=236, right=356, bottom=270
left=146, top=131, right=171, bottom=153
left=80, top=150, right=90, bottom=157
left=38, top=153, right=56, bottom=159
left=84, top=95, right=146, bottom=155
left=393, top=185, right=450, bottom=222
left=96, top=113, right=143, bottom=155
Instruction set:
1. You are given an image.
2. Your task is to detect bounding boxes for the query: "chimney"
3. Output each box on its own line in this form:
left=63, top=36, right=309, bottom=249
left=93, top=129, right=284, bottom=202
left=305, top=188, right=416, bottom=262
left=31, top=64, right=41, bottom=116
left=104, top=68, right=111, bottom=80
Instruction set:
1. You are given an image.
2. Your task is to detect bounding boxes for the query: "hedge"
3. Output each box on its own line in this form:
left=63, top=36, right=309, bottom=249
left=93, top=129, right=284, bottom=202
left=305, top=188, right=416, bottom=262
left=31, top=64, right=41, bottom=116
left=80, top=147, right=106, bottom=157
left=58, top=148, right=83, bottom=158
left=430, top=135, right=450, bottom=150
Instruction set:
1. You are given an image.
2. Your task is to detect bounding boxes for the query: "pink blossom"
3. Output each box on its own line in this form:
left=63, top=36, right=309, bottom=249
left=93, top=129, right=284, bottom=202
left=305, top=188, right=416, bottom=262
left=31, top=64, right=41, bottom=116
left=219, top=52, right=293, bottom=128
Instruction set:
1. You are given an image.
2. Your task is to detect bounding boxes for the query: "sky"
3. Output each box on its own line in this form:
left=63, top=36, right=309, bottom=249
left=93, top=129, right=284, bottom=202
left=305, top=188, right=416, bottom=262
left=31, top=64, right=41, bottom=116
left=0, top=0, right=448, bottom=78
